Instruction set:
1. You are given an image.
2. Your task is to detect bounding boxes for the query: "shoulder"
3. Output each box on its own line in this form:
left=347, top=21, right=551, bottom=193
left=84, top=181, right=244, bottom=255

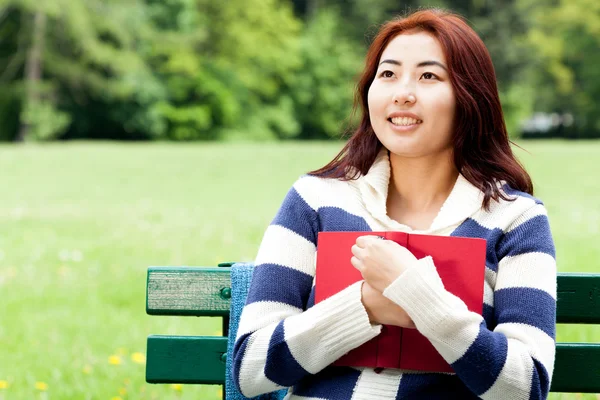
left=480, top=183, right=549, bottom=230
left=489, top=185, right=556, bottom=271
left=270, top=175, right=360, bottom=243
left=498, top=183, right=545, bottom=207
left=288, top=174, right=362, bottom=212
left=464, top=183, right=552, bottom=246
left=481, top=184, right=554, bottom=258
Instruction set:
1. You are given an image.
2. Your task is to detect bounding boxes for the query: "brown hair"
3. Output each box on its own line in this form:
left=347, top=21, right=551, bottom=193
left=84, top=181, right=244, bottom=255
left=308, top=9, right=533, bottom=209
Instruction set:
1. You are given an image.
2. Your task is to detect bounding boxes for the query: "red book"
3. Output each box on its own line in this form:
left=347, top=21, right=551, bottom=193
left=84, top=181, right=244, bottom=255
left=315, top=231, right=486, bottom=373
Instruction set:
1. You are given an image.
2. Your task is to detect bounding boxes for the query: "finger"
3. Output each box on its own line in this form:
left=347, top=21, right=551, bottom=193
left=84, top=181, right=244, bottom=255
left=362, top=281, right=375, bottom=291
left=350, top=256, right=363, bottom=271
left=351, top=244, right=365, bottom=258
left=356, top=235, right=382, bottom=247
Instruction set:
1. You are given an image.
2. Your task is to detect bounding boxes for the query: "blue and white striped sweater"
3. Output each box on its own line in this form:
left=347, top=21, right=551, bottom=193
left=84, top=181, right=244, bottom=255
left=232, top=150, right=556, bottom=400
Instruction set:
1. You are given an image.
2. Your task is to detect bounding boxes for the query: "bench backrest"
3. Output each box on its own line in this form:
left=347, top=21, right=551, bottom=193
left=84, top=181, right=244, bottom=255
left=146, top=265, right=600, bottom=393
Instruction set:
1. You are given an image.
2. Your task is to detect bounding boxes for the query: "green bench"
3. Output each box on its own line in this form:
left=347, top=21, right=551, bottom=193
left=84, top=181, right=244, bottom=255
left=145, top=263, right=600, bottom=395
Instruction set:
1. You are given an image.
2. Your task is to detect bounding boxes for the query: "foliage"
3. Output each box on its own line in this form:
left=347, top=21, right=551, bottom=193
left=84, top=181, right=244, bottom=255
left=520, top=0, right=600, bottom=137
left=287, top=9, right=364, bottom=139
left=21, top=98, right=71, bottom=141
left=0, top=0, right=598, bottom=141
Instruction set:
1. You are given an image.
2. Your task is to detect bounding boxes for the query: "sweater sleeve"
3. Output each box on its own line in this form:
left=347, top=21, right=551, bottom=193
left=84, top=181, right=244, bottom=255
left=383, top=204, right=556, bottom=400
left=231, top=182, right=382, bottom=398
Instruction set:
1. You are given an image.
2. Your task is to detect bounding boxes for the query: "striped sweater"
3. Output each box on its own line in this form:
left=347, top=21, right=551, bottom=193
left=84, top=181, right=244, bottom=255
left=232, top=149, right=557, bottom=400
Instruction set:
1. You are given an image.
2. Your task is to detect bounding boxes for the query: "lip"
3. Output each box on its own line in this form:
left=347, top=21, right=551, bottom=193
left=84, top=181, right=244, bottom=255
left=387, top=111, right=422, bottom=121
left=387, top=111, right=423, bottom=132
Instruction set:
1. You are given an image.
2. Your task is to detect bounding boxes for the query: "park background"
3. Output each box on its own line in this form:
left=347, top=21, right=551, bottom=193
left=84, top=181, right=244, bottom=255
left=0, top=0, right=598, bottom=399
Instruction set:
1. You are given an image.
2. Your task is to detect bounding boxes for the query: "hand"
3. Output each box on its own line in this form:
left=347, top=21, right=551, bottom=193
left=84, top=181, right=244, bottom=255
left=351, top=235, right=418, bottom=292
left=361, top=281, right=415, bottom=328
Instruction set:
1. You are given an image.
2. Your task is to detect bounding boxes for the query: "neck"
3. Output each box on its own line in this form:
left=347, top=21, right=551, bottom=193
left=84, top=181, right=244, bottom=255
left=387, top=149, right=459, bottom=213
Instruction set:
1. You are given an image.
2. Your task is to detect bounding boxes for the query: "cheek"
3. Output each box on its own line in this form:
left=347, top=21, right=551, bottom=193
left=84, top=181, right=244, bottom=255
left=431, top=90, right=457, bottom=145
left=429, top=89, right=456, bottom=124
left=367, top=83, right=385, bottom=117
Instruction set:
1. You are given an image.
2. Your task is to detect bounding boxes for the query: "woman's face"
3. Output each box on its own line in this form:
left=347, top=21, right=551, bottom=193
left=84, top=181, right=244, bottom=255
left=368, top=31, right=456, bottom=159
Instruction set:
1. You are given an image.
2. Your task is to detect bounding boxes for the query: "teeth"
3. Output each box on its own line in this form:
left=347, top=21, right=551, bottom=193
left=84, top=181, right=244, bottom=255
left=390, top=117, right=421, bottom=126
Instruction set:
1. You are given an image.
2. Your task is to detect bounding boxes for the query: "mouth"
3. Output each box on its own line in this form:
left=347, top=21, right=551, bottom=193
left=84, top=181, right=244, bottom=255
left=388, top=116, right=423, bottom=126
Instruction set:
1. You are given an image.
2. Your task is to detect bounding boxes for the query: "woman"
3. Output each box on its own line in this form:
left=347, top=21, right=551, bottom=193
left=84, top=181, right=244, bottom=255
left=232, top=8, right=556, bottom=400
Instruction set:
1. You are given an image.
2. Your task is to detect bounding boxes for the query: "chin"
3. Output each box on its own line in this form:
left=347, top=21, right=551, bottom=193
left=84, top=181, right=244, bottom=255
left=380, top=136, right=421, bottom=157
left=388, top=149, right=424, bottom=159
left=386, top=142, right=451, bottom=160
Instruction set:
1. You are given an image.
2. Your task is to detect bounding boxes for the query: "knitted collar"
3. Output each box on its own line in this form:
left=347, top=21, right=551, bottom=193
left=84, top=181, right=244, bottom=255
left=358, top=148, right=484, bottom=233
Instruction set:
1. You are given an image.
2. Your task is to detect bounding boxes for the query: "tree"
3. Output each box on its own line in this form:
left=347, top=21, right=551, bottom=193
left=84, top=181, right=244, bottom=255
left=0, top=0, right=156, bottom=141
left=520, top=0, right=600, bottom=137
left=288, top=9, right=363, bottom=139
left=137, top=0, right=303, bottom=141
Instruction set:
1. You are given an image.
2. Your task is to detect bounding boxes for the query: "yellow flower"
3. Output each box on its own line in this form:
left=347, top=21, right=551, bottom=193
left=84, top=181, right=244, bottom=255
left=119, top=387, right=127, bottom=396
left=171, top=384, right=182, bottom=391
left=108, top=355, right=122, bottom=365
left=82, top=364, right=92, bottom=374
left=35, top=381, right=48, bottom=391
left=57, top=265, right=70, bottom=277
left=130, top=352, right=146, bottom=364
left=111, top=397, right=122, bottom=400
left=0, top=380, right=8, bottom=389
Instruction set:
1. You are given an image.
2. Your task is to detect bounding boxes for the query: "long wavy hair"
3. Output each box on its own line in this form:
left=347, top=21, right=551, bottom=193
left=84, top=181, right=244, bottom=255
left=308, top=9, right=533, bottom=209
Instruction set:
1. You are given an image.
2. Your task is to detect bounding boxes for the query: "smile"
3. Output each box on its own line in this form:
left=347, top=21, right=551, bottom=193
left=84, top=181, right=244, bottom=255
left=388, top=117, right=423, bottom=126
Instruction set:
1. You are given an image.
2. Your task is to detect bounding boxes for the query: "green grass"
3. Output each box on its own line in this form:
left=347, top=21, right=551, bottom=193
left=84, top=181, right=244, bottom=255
left=0, top=140, right=598, bottom=399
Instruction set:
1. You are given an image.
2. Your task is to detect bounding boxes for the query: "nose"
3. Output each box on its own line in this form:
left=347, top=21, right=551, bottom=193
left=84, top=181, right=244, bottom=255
left=392, top=83, right=417, bottom=105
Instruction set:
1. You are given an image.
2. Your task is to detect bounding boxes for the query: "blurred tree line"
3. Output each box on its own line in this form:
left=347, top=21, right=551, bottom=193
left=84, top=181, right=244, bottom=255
left=0, top=0, right=598, bottom=142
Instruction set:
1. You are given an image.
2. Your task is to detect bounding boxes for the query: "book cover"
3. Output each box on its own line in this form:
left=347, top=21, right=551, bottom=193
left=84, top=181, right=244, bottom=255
left=315, top=231, right=486, bottom=372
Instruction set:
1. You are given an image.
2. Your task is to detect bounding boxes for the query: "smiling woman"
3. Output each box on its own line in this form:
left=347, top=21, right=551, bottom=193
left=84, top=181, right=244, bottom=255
left=231, top=8, right=556, bottom=400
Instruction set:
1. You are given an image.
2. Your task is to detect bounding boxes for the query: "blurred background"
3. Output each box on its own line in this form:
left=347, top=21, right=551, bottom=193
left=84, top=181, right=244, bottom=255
left=0, top=0, right=598, bottom=399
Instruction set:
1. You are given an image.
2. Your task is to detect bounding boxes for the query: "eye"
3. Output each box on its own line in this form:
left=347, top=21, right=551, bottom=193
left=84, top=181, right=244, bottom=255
left=379, top=70, right=394, bottom=78
left=421, top=72, right=438, bottom=80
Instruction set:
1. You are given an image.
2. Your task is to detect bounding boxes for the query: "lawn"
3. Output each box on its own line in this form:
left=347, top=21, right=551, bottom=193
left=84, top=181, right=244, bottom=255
left=0, top=140, right=598, bottom=399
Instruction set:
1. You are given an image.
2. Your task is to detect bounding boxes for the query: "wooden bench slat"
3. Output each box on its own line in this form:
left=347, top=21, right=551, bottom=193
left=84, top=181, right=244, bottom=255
left=146, top=268, right=600, bottom=324
left=146, top=335, right=227, bottom=384
left=551, top=343, right=600, bottom=392
left=146, top=267, right=231, bottom=317
left=146, top=336, right=600, bottom=392
left=556, top=273, right=600, bottom=324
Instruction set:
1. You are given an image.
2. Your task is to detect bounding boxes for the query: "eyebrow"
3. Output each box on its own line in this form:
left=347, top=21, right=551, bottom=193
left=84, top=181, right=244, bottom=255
left=378, top=59, right=448, bottom=72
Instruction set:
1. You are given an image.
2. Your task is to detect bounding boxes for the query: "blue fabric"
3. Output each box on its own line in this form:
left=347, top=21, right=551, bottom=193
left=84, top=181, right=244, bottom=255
left=226, top=262, right=288, bottom=400
left=293, top=367, right=361, bottom=399
left=497, top=215, right=555, bottom=259
left=272, top=187, right=318, bottom=244
left=495, top=287, right=556, bottom=337
left=450, top=321, right=508, bottom=395
left=318, top=206, right=372, bottom=231
left=245, top=264, right=313, bottom=308
left=265, top=321, right=310, bottom=386
left=451, top=218, right=503, bottom=272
